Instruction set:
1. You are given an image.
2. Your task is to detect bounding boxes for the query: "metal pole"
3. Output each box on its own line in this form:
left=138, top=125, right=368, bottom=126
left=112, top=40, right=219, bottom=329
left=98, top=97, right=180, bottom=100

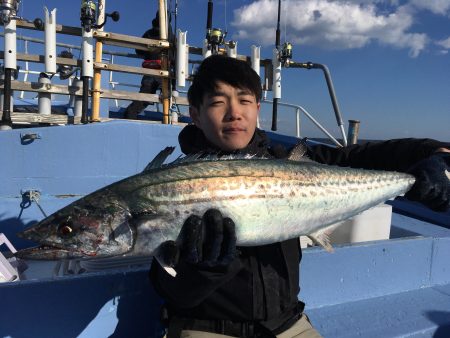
left=80, top=0, right=95, bottom=124
left=91, top=0, right=105, bottom=122
left=347, top=119, right=360, bottom=145
left=38, top=73, right=51, bottom=114
left=296, top=108, right=300, bottom=138
left=0, top=68, right=12, bottom=129
left=293, top=62, right=348, bottom=146
left=159, top=0, right=170, bottom=124
left=1, top=15, right=16, bottom=130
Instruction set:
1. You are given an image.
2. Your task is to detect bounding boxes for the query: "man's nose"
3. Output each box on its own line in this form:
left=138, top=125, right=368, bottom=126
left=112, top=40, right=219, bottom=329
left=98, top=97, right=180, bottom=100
left=226, top=101, right=242, bottom=120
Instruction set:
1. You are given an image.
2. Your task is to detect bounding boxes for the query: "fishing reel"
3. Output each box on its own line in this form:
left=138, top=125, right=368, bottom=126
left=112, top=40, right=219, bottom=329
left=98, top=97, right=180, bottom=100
left=0, top=0, right=20, bottom=24
left=80, top=0, right=119, bottom=32
left=80, top=0, right=96, bottom=32
left=207, top=27, right=226, bottom=54
left=279, top=42, right=293, bottom=67
left=56, top=50, right=79, bottom=80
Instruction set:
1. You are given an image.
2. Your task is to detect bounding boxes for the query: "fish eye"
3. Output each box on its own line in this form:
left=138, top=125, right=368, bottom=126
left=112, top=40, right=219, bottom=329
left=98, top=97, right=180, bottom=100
left=58, top=220, right=75, bottom=237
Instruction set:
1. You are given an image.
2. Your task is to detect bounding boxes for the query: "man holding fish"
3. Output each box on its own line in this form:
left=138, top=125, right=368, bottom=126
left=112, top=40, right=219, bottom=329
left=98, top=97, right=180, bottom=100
left=17, top=55, right=449, bottom=337
left=150, top=55, right=450, bottom=337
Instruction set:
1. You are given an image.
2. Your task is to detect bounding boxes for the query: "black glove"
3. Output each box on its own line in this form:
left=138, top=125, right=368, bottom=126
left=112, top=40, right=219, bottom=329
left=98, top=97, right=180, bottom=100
left=406, top=152, right=450, bottom=212
left=159, top=209, right=237, bottom=269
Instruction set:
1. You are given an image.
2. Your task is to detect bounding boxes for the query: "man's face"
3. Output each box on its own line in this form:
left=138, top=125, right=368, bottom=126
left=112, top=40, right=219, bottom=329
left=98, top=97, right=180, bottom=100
left=190, top=81, right=260, bottom=151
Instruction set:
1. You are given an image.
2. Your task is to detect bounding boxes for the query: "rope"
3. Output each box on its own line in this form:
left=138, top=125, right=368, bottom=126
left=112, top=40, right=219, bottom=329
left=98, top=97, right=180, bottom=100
left=22, top=190, right=48, bottom=218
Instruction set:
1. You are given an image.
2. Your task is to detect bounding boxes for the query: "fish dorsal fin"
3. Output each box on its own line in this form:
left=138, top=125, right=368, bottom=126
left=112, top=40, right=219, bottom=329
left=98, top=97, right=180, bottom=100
left=167, top=152, right=262, bottom=166
left=287, top=138, right=310, bottom=162
left=143, top=147, right=176, bottom=172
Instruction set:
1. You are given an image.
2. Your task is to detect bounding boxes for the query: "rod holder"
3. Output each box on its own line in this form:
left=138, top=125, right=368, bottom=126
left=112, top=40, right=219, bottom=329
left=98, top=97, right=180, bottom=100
left=44, top=7, right=57, bottom=74
left=176, top=30, right=187, bottom=87
left=251, top=45, right=260, bottom=76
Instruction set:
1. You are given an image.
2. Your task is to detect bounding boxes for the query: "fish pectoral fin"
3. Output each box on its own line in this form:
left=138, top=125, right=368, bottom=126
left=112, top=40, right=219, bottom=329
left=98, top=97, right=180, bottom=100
left=287, top=138, right=312, bottom=162
left=307, top=233, right=334, bottom=253
left=308, top=224, right=338, bottom=253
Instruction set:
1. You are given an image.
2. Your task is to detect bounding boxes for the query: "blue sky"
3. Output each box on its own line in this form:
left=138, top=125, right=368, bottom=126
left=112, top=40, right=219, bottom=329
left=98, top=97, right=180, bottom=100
left=4, top=0, right=450, bottom=141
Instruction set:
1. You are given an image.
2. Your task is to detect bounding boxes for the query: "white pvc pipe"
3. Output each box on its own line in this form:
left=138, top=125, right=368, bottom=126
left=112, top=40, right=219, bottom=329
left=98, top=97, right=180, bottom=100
left=158, top=0, right=168, bottom=40
left=73, top=78, right=84, bottom=117
left=272, top=48, right=281, bottom=99
left=202, top=39, right=211, bottom=59
left=38, top=75, right=52, bottom=115
left=97, top=0, right=106, bottom=31
left=4, top=19, right=17, bottom=70
left=176, top=30, right=187, bottom=87
left=82, top=29, right=94, bottom=77
left=251, top=45, right=260, bottom=76
left=44, top=7, right=57, bottom=74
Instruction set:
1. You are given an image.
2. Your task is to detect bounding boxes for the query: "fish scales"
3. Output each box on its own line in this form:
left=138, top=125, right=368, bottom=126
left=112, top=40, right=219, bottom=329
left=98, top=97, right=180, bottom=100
left=121, top=159, right=412, bottom=251
left=16, top=156, right=415, bottom=259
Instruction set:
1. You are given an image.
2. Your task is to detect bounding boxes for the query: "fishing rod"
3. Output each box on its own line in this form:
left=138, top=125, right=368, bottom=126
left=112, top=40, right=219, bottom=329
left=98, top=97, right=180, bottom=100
left=204, top=0, right=226, bottom=57
left=79, top=0, right=119, bottom=123
left=271, top=0, right=282, bottom=131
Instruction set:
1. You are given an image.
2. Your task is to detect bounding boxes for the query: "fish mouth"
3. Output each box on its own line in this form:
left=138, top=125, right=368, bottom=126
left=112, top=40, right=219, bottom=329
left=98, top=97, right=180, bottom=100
left=15, top=244, right=97, bottom=260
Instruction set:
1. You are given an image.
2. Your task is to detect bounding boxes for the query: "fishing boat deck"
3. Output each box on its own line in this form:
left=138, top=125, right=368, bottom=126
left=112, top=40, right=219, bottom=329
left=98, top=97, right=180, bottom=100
left=1, top=122, right=450, bottom=338
left=2, top=217, right=449, bottom=338
left=302, top=214, right=450, bottom=338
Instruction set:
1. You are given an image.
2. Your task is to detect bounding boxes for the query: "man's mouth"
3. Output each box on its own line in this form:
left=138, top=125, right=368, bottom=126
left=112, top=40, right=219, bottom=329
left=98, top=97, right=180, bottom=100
left=223, top=127, right=246, bottom=133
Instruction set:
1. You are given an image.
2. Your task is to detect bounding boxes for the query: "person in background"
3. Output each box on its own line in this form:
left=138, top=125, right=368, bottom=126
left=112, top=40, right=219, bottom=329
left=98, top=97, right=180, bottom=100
left=150, top=55, right=450, bottom=338
left=123, top=11, right=172, bottom=119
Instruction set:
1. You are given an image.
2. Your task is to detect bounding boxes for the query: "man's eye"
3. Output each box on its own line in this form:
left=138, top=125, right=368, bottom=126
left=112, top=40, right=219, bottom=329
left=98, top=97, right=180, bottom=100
left=210, top=100, right=224, bottom=106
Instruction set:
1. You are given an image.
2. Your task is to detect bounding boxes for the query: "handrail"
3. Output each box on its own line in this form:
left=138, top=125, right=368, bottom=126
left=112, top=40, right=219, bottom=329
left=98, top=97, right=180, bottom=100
left=261, top=99, right=344, bottom=147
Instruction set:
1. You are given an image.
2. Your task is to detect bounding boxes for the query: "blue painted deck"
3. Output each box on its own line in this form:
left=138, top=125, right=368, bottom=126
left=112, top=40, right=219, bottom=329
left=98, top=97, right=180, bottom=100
left=1, top=121, right=450, bottom=338
left=302, top=230, right=450, bottom=337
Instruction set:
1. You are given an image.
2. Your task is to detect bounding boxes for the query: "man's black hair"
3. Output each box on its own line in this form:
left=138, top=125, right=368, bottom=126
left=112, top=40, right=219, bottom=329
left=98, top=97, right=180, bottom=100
left=188, top=55, right=262, bottom=109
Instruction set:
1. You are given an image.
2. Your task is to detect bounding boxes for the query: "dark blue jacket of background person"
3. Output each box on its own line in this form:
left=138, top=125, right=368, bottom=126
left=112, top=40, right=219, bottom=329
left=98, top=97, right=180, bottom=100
left=123, top=14, right=173, bottom=119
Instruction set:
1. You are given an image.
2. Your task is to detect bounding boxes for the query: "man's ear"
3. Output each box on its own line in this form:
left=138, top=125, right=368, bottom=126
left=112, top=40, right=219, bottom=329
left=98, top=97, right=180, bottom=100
left=189, top=106, right=201, bottom=127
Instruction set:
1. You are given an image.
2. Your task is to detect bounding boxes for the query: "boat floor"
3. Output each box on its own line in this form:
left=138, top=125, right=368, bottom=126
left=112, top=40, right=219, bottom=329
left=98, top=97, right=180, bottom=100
left=308, top=284, right=450, bottom=338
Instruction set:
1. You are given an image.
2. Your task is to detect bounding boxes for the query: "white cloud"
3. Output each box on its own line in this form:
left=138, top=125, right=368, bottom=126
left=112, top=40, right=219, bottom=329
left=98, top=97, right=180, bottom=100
left=408, top=0, right=450, bottom=15
left=438, top=37, right=450, bottom=48
left=436, top=36, right=450, bottom=48
left=231, top=0, right=430, bottom=57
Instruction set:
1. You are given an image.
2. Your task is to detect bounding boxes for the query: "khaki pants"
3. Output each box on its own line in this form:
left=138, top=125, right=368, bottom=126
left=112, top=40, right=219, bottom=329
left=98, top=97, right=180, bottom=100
left=176, top=314, right=323, bottom=338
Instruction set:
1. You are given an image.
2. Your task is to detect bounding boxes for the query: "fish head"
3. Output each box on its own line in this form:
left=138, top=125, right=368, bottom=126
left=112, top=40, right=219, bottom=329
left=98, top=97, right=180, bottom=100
left=16, top=197, right=134, bottom=260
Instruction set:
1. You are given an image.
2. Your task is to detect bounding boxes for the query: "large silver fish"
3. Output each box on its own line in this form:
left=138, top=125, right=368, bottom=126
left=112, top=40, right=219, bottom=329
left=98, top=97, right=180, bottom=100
left=17, top=145, right=415, bottom=260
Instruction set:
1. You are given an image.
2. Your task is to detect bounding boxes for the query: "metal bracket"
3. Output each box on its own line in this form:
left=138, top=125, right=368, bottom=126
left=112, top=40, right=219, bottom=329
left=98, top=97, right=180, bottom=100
left=20, top=132, right=41, bottom=144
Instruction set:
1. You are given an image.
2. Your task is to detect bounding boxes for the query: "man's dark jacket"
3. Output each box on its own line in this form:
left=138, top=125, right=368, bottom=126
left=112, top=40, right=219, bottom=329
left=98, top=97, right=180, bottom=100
left=150, top=125, right=448, bottom=332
